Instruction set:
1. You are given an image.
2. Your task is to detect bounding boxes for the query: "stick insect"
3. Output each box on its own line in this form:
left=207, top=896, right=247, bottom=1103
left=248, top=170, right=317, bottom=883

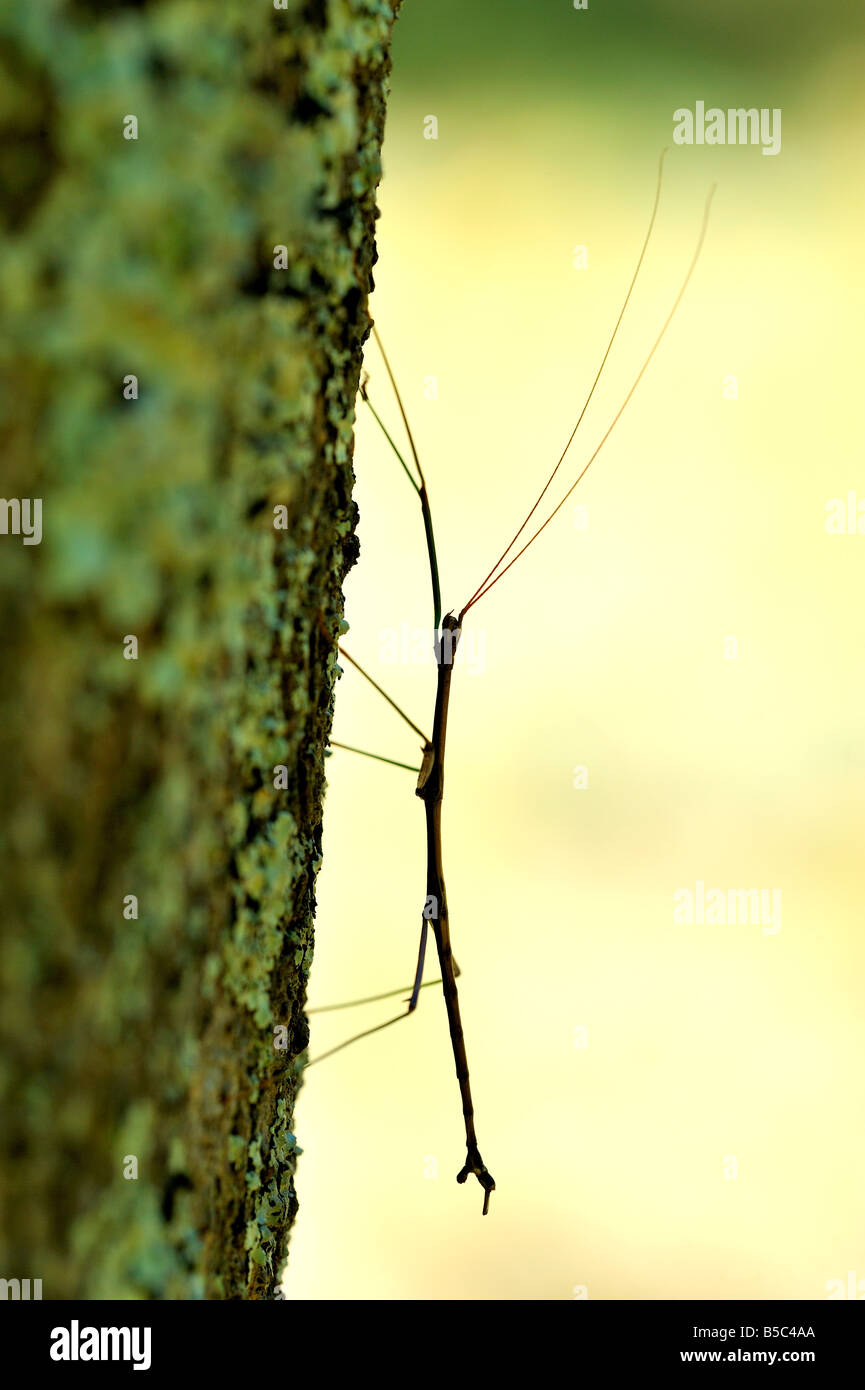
left=311, top=152, right=714, bottom=1215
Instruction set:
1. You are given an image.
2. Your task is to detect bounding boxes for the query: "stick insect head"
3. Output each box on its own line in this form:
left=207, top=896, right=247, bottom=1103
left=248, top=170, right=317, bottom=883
left=436, top=612, right=461, bottom=668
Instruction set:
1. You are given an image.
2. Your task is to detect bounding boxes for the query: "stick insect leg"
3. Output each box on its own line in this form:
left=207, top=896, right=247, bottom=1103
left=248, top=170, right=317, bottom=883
left=304, top=1008, right=413, bottom=1068
left=304, top=920, right=463, bottom=1068
left=402, top=917, right=466, bottom=1009
left=407, top=918, right=429, bottom=1012
left=307, top=949, right=460, bottom=1018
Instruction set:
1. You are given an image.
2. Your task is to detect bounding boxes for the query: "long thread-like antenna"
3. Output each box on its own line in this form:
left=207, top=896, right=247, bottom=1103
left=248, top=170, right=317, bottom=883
left=461, top=181, right=716, bottom=620
left=461, top=149, right=670, bottom=620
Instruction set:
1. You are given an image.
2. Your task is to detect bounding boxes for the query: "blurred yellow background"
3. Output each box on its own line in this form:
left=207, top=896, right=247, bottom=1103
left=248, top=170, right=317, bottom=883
left=284, top=0, right=865, bottom=1299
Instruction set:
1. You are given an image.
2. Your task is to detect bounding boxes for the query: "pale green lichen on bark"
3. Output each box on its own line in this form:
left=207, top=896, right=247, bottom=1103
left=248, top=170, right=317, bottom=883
left=0, top=0, right=400, bottom=1298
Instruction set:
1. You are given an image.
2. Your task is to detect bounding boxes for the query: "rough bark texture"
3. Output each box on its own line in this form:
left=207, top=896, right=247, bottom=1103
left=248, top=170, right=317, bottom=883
left=0, top=0, right=399, bottom=1299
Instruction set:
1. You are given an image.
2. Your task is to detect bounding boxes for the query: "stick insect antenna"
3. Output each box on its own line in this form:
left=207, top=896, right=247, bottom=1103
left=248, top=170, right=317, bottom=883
left=460, top=179, right=716, bottom=620
left=460, top=149, right=669, bottom=620
left=362, top=325, right=443, bottom=635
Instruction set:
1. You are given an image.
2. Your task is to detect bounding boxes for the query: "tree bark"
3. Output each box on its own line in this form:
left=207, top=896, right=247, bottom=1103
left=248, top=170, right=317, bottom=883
left=0, top=0, right=400, bottom=1299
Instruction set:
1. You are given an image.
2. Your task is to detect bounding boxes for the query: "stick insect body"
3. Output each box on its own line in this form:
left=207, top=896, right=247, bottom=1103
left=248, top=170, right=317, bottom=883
left=312, top=154, right=714, bottom=1215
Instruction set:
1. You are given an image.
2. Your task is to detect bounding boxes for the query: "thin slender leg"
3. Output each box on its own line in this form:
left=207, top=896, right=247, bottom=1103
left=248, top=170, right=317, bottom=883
left=305, top=915, right=434, bottom=1067
left=407, top=918, right=429, bottom=1012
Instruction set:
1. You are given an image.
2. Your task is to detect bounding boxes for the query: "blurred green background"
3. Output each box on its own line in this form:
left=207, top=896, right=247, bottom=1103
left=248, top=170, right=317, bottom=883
left=284, top=0, right=865, bottom=1299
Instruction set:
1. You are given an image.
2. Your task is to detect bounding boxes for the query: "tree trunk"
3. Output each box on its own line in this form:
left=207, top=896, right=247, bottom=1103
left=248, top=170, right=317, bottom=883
left=0, top=0, right=400, bottom=1300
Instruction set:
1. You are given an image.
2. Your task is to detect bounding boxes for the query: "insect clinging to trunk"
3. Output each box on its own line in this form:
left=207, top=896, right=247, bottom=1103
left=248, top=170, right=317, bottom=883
left=309, top=152, right=715, bottom=1215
